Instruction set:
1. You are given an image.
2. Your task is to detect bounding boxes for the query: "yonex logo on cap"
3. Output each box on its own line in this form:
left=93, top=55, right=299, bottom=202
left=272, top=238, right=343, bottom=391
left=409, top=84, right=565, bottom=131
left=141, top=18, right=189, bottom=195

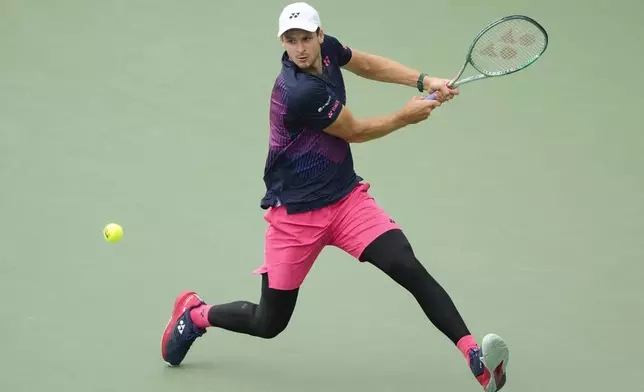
left=277, top=3, right=321, bottom=37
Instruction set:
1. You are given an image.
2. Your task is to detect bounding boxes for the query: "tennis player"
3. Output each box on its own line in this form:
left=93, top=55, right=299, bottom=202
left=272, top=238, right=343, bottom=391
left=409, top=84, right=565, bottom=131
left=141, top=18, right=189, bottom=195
left=162, top=3, right=509, bottom=391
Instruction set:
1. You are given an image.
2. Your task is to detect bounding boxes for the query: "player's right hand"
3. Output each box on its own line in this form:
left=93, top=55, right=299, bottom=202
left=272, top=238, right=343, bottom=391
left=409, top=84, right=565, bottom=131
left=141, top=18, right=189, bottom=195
left=399, top=96, right=441, bottom=124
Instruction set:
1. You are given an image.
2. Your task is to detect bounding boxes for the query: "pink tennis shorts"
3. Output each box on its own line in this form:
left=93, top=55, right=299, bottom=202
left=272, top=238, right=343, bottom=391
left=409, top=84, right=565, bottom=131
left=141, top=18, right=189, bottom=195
left=253, top=182, right=401, bottom=290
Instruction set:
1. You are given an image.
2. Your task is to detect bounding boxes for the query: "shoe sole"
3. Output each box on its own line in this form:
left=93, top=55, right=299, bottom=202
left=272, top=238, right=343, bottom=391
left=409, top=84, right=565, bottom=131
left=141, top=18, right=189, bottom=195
left=480, top=333, right=509, bottom=392
left=161, top=291, right=200, bottom=367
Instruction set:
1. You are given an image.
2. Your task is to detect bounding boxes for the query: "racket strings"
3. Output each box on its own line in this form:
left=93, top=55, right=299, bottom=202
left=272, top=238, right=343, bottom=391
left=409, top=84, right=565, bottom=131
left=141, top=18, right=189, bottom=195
left=470, top=19, right=547, bottom=75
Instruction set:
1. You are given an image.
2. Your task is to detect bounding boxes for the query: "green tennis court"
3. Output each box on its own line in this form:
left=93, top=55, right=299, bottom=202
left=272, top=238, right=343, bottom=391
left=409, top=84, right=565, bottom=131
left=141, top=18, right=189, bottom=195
left=1, top=0, right=642, bottom=391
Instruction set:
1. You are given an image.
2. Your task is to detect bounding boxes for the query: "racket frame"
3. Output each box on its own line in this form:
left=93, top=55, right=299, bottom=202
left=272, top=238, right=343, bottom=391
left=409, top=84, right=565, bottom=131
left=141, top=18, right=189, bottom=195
left=446, top=14, right=549, bottom=89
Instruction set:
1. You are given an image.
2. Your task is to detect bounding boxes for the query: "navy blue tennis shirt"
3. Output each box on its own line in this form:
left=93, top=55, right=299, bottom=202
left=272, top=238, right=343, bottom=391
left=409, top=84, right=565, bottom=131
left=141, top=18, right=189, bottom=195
left=261, top=34, right=362, bottom=214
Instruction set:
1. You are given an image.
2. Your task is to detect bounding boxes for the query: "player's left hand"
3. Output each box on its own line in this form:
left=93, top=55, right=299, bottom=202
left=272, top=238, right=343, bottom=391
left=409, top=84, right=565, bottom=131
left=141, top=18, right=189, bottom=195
left=424, top=77, right=459, bottom=102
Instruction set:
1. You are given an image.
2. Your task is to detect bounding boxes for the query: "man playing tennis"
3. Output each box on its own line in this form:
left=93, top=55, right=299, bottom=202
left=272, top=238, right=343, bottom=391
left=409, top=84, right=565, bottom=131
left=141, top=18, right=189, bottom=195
left=161, top=3, right=509, bottom=391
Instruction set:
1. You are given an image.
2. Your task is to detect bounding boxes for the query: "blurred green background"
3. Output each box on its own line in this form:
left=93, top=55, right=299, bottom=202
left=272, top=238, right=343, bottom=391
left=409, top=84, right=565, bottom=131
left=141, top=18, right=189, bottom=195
left=1, top=0, right=642, bottom=391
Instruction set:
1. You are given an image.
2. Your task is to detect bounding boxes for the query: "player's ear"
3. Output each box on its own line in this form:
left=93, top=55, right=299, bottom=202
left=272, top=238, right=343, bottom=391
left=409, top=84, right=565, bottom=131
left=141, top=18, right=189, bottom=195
left=317, top=28, right=324, bottom=44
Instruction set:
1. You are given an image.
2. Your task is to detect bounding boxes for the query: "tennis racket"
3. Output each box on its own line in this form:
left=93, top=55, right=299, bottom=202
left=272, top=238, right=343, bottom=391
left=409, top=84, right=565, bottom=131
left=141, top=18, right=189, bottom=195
left=424, top=15, right=548, bottom=100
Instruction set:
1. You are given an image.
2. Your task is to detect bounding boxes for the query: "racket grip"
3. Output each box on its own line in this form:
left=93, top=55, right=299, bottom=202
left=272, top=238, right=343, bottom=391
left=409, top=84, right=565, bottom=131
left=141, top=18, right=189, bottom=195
left=423, top=92, right=438, bottom=100
left=423, top=81, right=454, bottom=100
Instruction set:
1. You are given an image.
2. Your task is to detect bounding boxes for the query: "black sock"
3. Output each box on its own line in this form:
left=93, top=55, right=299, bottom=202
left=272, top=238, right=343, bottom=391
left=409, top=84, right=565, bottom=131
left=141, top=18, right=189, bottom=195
left=360, top=229, right=471, bottom=344
left=207, top=273, right=299, bottom=339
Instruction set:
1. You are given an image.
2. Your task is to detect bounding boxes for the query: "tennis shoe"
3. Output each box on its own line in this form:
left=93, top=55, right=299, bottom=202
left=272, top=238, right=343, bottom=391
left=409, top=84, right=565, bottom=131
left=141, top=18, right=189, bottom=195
left=468, top=333, right=509, bottom=392
left=161, top=291, right=206, bottom=366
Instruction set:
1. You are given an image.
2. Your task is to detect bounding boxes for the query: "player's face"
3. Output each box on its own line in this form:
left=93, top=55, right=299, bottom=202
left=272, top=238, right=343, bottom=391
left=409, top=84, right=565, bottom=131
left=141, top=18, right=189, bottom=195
left=280, top=29, right=323, bottom=71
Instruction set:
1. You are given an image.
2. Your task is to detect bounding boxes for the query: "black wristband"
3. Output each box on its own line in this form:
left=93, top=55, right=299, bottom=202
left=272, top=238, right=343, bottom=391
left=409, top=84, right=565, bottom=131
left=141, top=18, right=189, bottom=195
left=417, top=73, right=427, bottom=92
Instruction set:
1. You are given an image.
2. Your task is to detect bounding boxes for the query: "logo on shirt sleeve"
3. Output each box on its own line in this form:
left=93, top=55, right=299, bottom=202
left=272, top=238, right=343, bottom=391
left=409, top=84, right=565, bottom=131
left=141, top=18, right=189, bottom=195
left=318, top=95, right=331, bottom=112
left=327, top=100, right=340, bottom=118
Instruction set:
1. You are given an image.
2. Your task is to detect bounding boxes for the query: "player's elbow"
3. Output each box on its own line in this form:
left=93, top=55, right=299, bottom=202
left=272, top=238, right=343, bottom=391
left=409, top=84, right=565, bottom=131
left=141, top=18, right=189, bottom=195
left=332, top=125, right=368, bottom=143
left=345, top=130, right=369, bottom=143
left=327, top=130, right=363, bottom=143
left=345, top=119, right=379, bottom=143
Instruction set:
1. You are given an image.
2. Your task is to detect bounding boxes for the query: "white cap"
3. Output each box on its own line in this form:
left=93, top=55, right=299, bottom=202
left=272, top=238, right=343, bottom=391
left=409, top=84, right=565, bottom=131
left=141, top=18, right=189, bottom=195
left=277, top=2, right=321, bottom=37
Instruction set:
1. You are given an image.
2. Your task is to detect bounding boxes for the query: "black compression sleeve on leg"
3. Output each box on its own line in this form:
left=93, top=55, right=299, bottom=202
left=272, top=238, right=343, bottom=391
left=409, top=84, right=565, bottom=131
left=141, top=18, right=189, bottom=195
left=207, top=273, right=298, bottom=339
left=360, top=229, right=471, bottom=344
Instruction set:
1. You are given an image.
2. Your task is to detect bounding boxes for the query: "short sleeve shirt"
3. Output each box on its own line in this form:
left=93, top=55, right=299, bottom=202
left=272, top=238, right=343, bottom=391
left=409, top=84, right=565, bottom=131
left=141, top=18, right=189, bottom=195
left=261, top=34, right=362, bottom=214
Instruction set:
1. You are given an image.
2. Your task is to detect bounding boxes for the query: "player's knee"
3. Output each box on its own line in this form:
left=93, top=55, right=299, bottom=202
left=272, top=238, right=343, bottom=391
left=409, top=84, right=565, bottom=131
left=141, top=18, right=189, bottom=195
left=259, top=326, right=284, bottom=339
left=375, top=239, right=428, bottom=287
left=256, top=317, right=290, bottom=339
left=388, top=243, right=424, bottom=279
left=376, top=236, right=419, bottom=274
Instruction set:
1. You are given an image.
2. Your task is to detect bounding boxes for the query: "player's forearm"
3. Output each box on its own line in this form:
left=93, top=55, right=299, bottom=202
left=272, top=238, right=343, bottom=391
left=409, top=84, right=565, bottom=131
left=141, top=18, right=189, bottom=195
left=350, top=111, right=407, bottom=143
left=351, top=52, right=422, bottom=88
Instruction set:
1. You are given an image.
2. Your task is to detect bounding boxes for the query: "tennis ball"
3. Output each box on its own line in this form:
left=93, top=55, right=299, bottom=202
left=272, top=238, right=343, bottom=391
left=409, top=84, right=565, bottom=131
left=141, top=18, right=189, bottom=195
left=104, top=223, right=123, bottom=243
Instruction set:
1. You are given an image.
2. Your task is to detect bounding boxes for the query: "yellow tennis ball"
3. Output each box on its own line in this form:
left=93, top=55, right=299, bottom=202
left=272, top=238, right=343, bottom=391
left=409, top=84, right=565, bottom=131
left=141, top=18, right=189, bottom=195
left=104, top=223, right=123, bottom=243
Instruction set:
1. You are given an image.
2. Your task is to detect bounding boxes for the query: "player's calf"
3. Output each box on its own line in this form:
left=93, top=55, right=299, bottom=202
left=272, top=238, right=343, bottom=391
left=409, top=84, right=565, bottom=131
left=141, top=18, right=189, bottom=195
left=182, top=273, right=299, bottom=340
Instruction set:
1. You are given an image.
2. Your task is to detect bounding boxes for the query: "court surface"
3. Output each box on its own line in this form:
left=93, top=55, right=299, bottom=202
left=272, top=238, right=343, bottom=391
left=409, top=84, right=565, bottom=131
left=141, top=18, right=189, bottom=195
left=1, top=1, right=643, bottom=391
